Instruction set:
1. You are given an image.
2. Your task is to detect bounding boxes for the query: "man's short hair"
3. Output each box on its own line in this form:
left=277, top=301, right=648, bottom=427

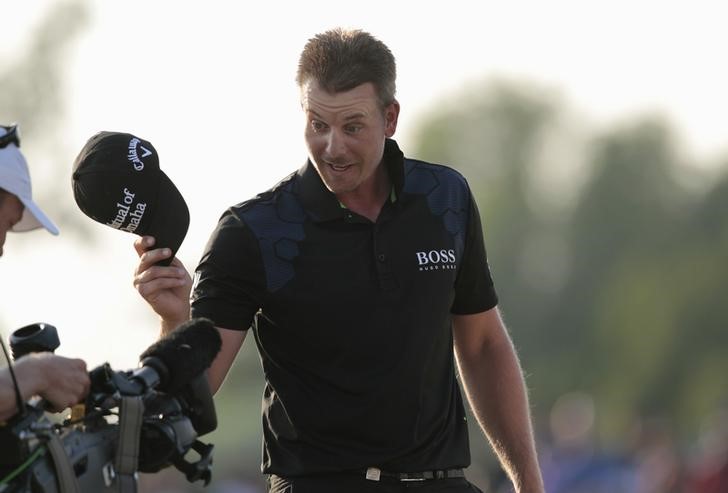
left=296, top=28, right=397, bottom=109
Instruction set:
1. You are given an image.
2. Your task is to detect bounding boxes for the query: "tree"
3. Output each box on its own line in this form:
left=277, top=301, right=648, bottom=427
left=409, top=76, right=728, bottom=467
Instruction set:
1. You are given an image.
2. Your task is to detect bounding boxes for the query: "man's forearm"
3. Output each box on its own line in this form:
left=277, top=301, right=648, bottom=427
left=157, top=299, right=191, bottom=339
left=456, top=332, right=544, bottom=492
left=158, top=314, right=189, bottom=339
left=0, top=360, right=40, bottom=421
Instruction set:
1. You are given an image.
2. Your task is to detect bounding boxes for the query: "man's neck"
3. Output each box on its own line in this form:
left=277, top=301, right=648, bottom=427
left=337, top=166, right=391, bottom=222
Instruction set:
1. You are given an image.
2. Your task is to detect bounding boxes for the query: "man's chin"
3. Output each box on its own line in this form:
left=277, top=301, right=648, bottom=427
left=321, top=175, right=354, bottom=195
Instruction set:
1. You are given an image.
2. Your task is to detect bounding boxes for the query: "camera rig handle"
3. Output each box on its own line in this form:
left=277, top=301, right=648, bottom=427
left=172, top=439, right=214, bottom=486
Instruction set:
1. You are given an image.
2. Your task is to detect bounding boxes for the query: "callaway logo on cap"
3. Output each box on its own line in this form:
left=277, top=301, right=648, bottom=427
left=71, top=131, right=189, bottom=264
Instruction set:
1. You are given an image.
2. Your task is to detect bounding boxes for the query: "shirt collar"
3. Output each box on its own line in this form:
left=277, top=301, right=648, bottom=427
left=296, top=138, right=405, bottom=222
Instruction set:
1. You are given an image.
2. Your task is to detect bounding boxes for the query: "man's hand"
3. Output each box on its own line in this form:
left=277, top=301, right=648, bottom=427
left=133, top=236, right=192, bottom=332
left=32, top=353, right=90, bottom=412
left=0, top=353, right=90, bottom=420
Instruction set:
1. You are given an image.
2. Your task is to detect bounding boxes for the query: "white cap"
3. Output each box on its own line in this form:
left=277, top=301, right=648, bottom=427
left=0, top=126, right=59, bottom=235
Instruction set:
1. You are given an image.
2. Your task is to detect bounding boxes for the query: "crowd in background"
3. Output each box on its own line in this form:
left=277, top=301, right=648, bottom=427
left=485, top=393, right=728, bottom=493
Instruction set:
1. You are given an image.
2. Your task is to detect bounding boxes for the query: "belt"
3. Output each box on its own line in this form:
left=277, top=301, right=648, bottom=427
left=365, top=467, right=465, bottom=482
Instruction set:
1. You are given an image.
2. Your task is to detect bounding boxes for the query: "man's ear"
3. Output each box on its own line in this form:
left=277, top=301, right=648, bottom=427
left=384, top=100, right=400, bottom=138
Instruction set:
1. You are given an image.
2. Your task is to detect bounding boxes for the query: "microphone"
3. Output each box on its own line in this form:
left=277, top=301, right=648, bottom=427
left=137, top=318, right=222, bottom=394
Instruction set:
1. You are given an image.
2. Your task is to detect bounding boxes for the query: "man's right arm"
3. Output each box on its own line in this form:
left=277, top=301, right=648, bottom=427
left=133, top=236, right=242, bottom=394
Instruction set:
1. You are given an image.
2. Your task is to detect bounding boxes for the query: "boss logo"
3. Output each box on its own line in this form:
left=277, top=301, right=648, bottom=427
left=416, top=249, right=457, bottom=271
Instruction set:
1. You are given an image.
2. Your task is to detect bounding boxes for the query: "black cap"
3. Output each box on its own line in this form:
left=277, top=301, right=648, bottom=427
left=72, top=131, right=189, bottom=265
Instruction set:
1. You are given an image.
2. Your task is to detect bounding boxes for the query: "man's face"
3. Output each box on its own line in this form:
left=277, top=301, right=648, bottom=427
left=301, top=81, right=399, bottom=198
left=0, top=192, right=24, bottom=257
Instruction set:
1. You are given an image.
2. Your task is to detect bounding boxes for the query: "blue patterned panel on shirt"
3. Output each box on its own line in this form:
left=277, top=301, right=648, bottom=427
left=241, top=189, right=306, bottom=292
left=402, top=160, right=469, bottom=256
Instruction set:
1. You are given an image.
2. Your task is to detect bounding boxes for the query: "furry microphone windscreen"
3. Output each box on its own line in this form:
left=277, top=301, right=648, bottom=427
left=139, top=318, right=222, bottom=393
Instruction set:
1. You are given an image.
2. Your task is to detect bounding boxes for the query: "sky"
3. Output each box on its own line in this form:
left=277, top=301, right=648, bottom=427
left=2, top=0, right=728, bottom=371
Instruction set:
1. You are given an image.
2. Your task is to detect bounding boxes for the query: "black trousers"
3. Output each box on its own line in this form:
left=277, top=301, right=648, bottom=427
left=267, top=474, right=485, bottom=493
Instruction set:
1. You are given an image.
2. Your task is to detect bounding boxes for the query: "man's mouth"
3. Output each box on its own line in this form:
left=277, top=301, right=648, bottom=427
left=328, top=162, right=352, bottom=172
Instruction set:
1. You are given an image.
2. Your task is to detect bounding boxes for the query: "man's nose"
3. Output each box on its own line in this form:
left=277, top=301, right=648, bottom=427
left=325, top=129, right=346, bottom=158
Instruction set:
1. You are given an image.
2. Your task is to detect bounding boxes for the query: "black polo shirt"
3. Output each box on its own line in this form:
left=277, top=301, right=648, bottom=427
left=191, top=139, right=498, bottom=476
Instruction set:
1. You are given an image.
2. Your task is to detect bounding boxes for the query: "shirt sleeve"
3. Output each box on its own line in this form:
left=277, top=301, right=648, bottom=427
left=190, top=209, right=266, bottom=331
left=450, top=187, right=498, bottom=314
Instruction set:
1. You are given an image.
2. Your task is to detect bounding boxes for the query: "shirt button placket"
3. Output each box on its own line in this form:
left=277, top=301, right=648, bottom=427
left=373, top=225, right=396, bottom=290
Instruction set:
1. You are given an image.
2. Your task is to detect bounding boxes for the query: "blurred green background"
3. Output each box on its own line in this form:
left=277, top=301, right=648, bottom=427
left=2, top=2, right=726, bottom=492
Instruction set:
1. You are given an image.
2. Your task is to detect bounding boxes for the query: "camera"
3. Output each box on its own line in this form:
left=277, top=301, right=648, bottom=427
left=0, top=319, right=221, bottom=492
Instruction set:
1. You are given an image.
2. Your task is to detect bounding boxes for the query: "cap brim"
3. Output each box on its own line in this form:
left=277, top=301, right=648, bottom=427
left=13, top=198, right=60, bottom=235
left=143, top=171, right=189, bottom=264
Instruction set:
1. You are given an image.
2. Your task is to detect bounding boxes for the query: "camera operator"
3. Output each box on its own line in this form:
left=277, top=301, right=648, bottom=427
left=0, top=124, right=89, bottom=422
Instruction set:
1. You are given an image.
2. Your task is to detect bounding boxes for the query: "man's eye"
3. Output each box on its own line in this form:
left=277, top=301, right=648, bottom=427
left=311, top=121, right=327, bottom=132
left=345, top=125, right=362, bottom=134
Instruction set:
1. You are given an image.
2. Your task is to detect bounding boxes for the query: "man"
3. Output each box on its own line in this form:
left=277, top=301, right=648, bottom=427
left=133, top=29, right=544, bottom=492
left=0, top=124, right=89, bottom=421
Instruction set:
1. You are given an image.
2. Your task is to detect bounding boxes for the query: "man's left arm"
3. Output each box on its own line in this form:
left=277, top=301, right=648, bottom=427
left=452, top=307, right=544, bottom=493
